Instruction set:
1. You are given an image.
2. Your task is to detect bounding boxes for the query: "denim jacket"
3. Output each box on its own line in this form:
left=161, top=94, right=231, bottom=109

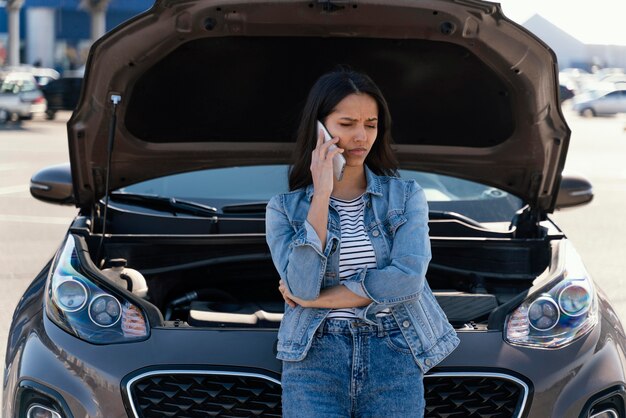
left=265, top=165, right=460, bottom=374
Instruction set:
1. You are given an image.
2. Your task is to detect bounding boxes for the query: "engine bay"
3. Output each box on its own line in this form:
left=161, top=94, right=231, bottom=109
left=86, top=234, right=548, bottom=331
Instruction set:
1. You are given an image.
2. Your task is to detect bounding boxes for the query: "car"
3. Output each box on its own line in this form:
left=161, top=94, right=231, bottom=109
left=3, top=1, right=625, bottom=417
left=0, top=65, right=61, bottom=90
left=0, top=71, right=47, bottom=122
left=40, top=77, right=83, bottom=120
left=594, top=67, right=625, bottom=79
left=30, top=67, right=61, bottom=88
left=1, top=65, right=61, bottom=87
left=572, top=88, right=626, bottom=117
left=598, top=73, right=626, bottom=86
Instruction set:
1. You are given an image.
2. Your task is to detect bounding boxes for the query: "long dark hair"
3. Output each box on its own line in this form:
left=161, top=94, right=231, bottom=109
left=289, top=68, right=398, bottom=191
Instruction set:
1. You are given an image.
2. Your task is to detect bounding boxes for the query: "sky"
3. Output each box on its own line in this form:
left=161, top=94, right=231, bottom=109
left=496, top=0, right=626, bottom=46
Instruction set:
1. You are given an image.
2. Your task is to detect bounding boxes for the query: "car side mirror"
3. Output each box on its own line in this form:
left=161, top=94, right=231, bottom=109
left=30, top=163, right=75, bottom=205
left=555, top=173, right=593, bottom=209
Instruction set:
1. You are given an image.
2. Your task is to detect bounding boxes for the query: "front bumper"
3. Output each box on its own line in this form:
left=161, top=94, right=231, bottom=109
left=3, top=304, right=626, bottom=417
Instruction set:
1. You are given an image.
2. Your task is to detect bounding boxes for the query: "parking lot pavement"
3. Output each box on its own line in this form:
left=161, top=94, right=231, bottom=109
left=0, top=113, right=78, bottom=404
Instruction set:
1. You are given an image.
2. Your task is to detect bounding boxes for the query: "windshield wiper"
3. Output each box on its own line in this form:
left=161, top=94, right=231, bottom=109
left=221, top=202, right=268, bottom=214
left=108, top=192, right=218, bottom=217
left=428, top=210, right=485, bottom=229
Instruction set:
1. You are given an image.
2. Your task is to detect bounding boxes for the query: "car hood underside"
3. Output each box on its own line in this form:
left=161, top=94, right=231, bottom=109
left=68, top=0, right=570, bottom=212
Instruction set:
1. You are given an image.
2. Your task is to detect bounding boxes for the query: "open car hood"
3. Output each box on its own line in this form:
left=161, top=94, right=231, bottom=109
left=68, top=0, right=570, bottom=212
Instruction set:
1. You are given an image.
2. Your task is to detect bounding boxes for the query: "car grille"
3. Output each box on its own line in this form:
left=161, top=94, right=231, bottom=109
left=128, top=371, right=526, bottom=418
left=128, top=371, right=282, bottom=417
left=424, top=374, right=527, bottom=417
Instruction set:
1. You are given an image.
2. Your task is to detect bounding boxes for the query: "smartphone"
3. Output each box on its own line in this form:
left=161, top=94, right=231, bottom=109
left=317, top=120, right=346, bottom=181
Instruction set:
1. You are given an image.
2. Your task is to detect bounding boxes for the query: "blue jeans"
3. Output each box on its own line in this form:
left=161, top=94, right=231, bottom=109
left=281, top=316, right=425, bottom=417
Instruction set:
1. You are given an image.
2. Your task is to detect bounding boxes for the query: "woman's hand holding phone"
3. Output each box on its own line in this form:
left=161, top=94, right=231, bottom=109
left=310, top=123, right=344, bottom=197
left=317, top=121, right=346, bottom=182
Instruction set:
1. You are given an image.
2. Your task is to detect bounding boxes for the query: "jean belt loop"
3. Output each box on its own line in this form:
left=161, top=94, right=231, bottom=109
left=376, top=316, right=385, bottom=337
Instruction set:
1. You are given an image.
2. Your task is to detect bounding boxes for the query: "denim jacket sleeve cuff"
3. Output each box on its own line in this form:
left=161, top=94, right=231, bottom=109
left=292, top=220, right=339, bottom=259
left=342, top=267, right=375, bottom=300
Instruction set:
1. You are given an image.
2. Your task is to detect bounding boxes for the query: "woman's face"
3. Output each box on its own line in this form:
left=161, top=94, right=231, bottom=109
left=323, top=93, right=379, bottom=168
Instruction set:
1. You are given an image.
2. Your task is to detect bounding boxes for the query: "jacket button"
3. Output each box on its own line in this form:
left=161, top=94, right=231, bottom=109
left=372, top=230, right=380, bottom=237
left=402, top=320, right=410, bottom=328
left=425, top=359, right=432, bottom=366
left=366, top=201, right=371, bottom=208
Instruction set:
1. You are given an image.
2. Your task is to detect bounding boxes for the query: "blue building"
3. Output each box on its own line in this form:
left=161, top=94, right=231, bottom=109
left=0, top=0, right=153, bottom=73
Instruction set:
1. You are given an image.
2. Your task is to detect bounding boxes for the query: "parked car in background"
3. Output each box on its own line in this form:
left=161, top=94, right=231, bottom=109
left=598, top=74, right=626, bottom=90
left=0, top=70, right=47, bottom=123
left=572, top=88, right=626, bottom=117
left=560, top=67, right=626, bottom=96
left=1, top=65, right=60, bottom=87
left=594, top=67, right=625, bottom=80
left=41, top=77, right=83, bottom=119
left=558, top=67, right=592, bottom=94
left=3, top=1, right=625, bottom=417
left=29, top=66, right=61, bottom=88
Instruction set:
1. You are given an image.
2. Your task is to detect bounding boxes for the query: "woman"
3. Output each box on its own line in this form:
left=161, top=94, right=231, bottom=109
left=265, top=68, right=460, bottom=417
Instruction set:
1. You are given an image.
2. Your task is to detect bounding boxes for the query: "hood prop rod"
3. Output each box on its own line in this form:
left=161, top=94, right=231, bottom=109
left=96, top=93, right=122, bottom=266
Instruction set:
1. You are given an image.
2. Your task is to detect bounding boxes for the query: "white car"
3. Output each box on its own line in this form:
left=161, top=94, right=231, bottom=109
left=1, top=64, right=61, bottom=87
left=572, top=88, right=626, bottom=117
left=0, top=71, right=47, bottom=122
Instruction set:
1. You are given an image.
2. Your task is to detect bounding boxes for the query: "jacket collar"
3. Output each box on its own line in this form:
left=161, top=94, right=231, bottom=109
left=305, top=165, right=383, bottom=201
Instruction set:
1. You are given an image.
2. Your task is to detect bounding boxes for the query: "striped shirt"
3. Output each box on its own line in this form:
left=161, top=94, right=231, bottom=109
left=327, top=194, right=378, bottom=320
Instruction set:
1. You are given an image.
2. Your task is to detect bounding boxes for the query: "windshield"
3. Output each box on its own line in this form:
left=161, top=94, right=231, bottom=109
left=0, top=78, right=38, bottom=94
left=116, top=165, right=524, bottom=223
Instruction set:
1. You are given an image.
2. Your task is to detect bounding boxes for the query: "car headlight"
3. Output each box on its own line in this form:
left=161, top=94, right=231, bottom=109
left=505, top=242, right=598, bottom=348
left=45, top=234, right=149, bottom=344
